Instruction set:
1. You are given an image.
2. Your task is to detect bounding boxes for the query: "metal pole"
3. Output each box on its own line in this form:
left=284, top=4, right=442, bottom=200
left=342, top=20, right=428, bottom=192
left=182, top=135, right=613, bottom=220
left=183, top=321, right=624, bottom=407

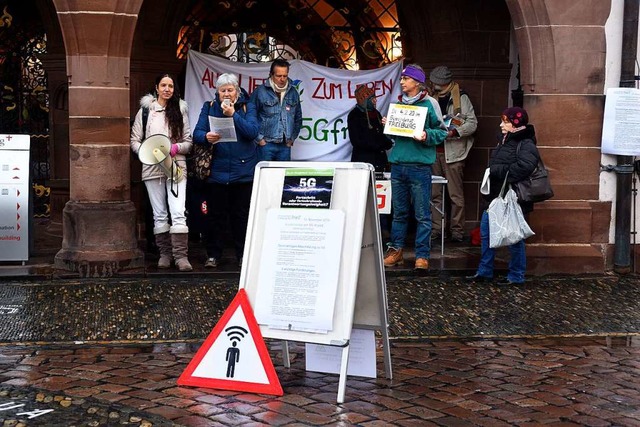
left=614, top=0, right=639, bottom=273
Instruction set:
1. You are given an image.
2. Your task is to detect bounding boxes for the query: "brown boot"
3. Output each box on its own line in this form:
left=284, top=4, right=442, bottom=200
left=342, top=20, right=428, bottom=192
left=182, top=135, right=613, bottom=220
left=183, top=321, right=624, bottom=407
left=171, top=233, right=193, bottom=272
left=155, top=232, right=172, bottom=269
left=414, top=258, right=429, bottom=270
left=383, top=247, right=404, bottom=267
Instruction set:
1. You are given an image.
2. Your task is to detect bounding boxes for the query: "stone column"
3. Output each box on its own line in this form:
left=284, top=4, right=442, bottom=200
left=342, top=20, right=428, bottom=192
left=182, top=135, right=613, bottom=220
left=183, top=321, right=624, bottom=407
left=52, top=0, right=144, bottom=276
left=507, top=0, right=612, bottom=272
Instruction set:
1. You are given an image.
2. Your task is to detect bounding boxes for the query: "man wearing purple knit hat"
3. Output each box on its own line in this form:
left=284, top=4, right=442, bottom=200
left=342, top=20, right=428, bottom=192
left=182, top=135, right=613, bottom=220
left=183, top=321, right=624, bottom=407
left=382, top=64, right=447, bottom=271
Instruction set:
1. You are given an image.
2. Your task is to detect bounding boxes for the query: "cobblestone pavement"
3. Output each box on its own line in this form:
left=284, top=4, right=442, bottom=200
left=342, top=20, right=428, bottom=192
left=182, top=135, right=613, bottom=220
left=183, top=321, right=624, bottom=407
left=0, top=275, right=639, bottom=341
left=1, top=274, right=640, bottom=425
left=1, top=338, right=640, bottom=426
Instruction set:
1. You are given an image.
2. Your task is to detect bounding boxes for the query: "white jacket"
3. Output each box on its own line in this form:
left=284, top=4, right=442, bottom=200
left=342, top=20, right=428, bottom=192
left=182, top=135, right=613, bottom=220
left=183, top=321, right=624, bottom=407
left=130, top=94, right=193, bottom=181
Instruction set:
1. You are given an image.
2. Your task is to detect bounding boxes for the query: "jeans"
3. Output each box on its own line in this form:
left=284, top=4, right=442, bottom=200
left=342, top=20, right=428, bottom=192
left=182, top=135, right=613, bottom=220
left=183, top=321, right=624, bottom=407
left=388, top=164, right=433, bottom=259
left=476, top=210, right=526, bottom=283
left=258, top=142, right=291, bottom=161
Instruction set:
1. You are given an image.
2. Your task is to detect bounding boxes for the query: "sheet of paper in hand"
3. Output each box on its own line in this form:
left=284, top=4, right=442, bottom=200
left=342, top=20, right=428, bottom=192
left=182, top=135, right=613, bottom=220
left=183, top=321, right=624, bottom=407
left=208, top=116, right=237, bottom=142
left=383, top=103, right=428, bottom=139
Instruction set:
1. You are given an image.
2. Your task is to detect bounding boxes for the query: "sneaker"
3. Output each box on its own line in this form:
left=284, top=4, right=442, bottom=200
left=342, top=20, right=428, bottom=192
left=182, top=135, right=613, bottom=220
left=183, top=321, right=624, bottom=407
left=204, top=257, right=217, bottom=268
left=496, top=277, right=524, bottom=286
left=465, top=273, right=492, bottom=284
left=383, top=247, right=404, bottom=267
left=414, top=258, right=429, bottom=270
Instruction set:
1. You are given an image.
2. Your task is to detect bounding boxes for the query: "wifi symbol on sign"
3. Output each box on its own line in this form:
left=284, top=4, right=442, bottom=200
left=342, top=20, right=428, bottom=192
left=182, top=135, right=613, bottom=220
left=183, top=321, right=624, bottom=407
left=225, top=326, right=248, bottom=344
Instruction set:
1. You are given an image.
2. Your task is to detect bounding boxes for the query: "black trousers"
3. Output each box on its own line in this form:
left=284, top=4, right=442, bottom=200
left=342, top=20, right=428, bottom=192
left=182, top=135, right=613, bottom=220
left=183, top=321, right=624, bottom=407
left=201, top=181, right=253, bottom=260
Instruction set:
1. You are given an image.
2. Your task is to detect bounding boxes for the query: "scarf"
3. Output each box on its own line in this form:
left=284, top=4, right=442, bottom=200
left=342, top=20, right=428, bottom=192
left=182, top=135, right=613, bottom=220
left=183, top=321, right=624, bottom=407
left=270, top=78, right=289, bottom=105
left=356, top=98, right=379, bottom=129
left=401, top=90, right=427, bottom=105
left=437, top=82, right=462, bottom=115
left=356, top=101, right=382, bottom=129
left=501, top=126, right=527, bottom=143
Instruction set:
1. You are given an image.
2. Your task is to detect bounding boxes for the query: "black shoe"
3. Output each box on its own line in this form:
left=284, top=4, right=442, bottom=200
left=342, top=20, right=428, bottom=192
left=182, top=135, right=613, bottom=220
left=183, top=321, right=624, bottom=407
left=465, top=273, right=492, bottom=283
left=495, top=277, right=524, bottom=286
left=450, top=235, right=465, bottom=243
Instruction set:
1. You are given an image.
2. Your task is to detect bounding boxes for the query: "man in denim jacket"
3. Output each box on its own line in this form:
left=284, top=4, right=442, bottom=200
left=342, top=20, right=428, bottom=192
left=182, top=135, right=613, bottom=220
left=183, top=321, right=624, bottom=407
left=251, top=59, right=302, bottom=161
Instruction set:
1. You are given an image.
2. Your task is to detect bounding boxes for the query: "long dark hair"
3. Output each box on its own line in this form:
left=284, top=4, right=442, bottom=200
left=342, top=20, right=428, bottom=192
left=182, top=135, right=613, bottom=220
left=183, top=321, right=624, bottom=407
left=155, top=73, right=184, bottom=142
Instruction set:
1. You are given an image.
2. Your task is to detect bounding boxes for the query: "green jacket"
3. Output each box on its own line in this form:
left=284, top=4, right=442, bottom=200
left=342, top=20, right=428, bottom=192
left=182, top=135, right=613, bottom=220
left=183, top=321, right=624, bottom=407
left=388, top=94, right=447, bottom=166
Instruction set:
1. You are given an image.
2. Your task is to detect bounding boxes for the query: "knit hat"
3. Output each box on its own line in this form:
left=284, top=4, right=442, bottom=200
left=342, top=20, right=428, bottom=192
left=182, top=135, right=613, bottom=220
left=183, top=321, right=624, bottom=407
left=429, top=66, right=453, bottom=85
left=354, top=84, right=375, bottom=106
left=401, top=65, right=426, bottom=84
left=502, top=106, right=529, bottom=127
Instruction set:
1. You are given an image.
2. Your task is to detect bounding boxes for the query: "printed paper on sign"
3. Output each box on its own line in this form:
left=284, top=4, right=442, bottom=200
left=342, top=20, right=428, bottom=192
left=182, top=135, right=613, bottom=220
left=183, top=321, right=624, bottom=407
left=383, top=103, right=428, bottom=138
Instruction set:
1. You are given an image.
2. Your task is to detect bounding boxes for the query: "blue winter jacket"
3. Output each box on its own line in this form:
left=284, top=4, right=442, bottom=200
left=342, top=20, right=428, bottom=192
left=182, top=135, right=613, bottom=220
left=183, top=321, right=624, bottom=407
left=250, top=78, right=302, bottom=143
left=193, top=88, right=259, bottom=184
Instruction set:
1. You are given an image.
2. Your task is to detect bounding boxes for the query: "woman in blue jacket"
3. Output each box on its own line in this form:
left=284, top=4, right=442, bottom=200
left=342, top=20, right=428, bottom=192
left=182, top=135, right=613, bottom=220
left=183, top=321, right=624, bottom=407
left=192, top=73, right=259, bottom=269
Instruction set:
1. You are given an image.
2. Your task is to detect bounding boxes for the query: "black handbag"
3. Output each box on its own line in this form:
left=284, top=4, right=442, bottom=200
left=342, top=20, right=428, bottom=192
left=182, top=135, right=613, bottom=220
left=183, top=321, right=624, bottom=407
left=514, top=141, right=554, bottom=203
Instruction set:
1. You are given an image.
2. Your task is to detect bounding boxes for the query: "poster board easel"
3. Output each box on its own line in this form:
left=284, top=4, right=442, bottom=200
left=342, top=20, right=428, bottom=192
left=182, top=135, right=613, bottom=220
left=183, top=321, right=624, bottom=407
left=238, top=161, right=392, bottom=403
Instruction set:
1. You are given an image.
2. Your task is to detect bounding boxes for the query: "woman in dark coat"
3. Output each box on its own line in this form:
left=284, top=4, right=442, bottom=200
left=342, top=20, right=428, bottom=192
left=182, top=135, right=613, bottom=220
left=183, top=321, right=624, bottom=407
left=192, top=73, right=259, bottom=269
left=468, top=107, right=540, bottom=285
left=347, top=84, right=392, bottom=172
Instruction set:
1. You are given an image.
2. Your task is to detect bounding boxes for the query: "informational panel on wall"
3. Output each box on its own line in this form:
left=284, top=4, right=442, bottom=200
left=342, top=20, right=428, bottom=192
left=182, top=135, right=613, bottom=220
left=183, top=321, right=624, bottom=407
left=601, top=88, right=640, bottom=155
left=0, top=134, right=30, bottom=261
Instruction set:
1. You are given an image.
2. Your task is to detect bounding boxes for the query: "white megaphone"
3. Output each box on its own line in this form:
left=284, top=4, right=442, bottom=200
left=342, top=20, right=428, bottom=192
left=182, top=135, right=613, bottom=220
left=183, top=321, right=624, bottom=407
left=138, top=134, right=184, bottom=183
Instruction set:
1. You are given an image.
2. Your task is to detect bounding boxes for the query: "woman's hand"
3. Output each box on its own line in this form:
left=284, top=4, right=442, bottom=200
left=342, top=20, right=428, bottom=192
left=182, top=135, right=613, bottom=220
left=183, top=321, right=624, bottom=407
left=381, top=116, right=387, bottom=125
left=221, top=101, right=235, bottom=117
left=258, top=139, right=267, bottom=146
left=206, top=132, right=221, bottom=144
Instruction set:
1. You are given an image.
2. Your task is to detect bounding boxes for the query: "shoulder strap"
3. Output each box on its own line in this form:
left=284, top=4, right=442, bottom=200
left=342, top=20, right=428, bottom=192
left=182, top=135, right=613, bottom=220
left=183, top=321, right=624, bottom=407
left=141, top=107, right=149, bottom=140
left=451, top=83, right=462, bottom=115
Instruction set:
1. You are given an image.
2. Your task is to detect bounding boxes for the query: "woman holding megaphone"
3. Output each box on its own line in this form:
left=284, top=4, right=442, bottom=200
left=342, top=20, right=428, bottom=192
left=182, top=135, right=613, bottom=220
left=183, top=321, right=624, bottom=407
left=130, top=73, right=194, bottom=272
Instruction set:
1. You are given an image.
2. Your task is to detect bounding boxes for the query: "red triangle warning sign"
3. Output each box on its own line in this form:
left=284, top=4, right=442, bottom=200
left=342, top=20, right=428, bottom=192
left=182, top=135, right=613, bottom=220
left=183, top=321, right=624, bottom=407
left=178, top=289, right=283, bottom=396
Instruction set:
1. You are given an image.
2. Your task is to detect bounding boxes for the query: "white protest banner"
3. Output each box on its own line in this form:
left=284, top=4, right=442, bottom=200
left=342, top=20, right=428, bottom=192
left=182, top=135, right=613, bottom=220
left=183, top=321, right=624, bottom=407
left=185, top=51, right=402, bottom=161
left=383, top=103, right=428, bottom=139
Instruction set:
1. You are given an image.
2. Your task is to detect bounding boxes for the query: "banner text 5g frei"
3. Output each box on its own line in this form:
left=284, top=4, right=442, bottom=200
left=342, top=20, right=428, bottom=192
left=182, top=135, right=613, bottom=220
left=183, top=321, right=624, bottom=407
left=299, top=117, right=347, bottom=145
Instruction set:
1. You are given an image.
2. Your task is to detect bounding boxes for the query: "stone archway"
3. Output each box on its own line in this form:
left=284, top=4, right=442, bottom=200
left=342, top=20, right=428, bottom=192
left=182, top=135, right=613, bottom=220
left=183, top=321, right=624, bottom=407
left=42, top=0, right=615, bottom=275
left=51, top=1, right=145, bottom=276
left=505, top=0, right=612, bottom=272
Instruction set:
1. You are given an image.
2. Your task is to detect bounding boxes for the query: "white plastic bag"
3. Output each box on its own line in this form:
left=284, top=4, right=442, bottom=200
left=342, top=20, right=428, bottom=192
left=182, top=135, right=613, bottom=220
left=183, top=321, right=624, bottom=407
left=480, top=167, right=491, bottom=195
left=488, top=187, right=535, bottom=248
